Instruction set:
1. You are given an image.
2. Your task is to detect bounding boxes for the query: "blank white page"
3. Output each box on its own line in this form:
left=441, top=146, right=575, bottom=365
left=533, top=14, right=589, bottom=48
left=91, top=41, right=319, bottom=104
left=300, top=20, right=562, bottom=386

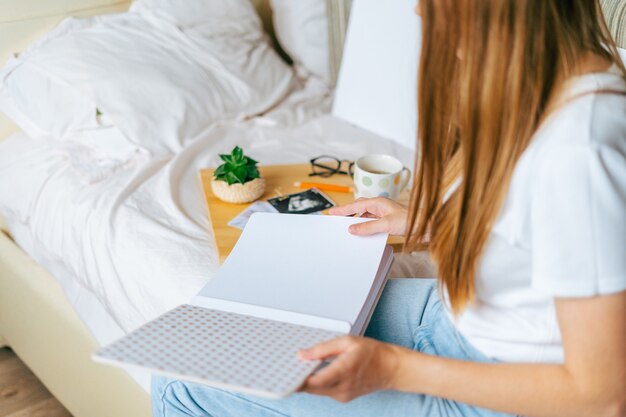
left=195, top=213, right=388, bottom=329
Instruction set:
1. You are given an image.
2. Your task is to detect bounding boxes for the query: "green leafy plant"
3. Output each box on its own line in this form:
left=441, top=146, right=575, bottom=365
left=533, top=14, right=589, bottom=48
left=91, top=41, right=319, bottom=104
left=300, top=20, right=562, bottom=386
left=214, top=146, right=260, bottom=185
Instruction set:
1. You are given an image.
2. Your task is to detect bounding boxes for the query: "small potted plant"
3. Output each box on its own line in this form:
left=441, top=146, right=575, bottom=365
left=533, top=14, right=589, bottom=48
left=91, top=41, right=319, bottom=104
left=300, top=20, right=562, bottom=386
left=211, top=146, right=265, bottom=204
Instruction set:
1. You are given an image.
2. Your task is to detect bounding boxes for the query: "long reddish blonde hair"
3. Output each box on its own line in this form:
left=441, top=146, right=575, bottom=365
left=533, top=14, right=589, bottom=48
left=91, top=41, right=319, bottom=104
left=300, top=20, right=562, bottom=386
left=405, top=0, right=626, bottom=314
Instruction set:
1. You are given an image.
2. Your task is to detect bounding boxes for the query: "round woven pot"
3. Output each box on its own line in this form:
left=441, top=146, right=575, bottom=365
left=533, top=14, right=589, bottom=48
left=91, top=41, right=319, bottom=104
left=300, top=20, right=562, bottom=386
left=211, top=178, right=266, bottom=204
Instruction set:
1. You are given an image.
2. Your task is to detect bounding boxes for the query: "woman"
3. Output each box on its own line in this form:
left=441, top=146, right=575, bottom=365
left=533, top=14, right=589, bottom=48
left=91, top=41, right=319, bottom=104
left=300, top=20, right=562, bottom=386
left=153, top=0, right=626, bottom=416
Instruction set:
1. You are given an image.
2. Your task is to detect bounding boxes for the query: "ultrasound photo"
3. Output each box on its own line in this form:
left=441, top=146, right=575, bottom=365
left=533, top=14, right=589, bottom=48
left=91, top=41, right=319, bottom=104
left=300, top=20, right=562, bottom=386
left=268, top=189, right=335, bottom=215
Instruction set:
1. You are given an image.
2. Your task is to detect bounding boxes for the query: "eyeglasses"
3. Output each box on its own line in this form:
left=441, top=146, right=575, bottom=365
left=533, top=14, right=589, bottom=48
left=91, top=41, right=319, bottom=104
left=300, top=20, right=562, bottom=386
left=309, top=155, right=354, bottom=178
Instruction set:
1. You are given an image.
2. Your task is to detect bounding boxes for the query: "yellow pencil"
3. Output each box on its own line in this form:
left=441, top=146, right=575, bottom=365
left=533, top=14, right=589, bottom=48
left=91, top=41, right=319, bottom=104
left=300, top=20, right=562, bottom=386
left=293, top=182, right=353, bottom=193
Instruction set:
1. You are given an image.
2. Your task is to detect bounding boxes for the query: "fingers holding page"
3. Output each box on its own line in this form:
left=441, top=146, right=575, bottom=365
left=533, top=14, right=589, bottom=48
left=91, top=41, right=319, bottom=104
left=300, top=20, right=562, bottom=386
left=299, top=337, right=351, bottom=361
left=301, top=356, right=350, bottom=393
left=348, top=218, right=390, bottom=236
left=298, top=337, right=354, bottom=395
left=328, top=198, right=382, bottom=217
left=329, top=197, right=408, bottom=236
left=298, top=336, right=403, bottom=402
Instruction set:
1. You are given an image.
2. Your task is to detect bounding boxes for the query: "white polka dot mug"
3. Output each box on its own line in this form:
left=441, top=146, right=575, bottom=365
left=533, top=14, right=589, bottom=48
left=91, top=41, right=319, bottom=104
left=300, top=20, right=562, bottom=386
left=353, top=154, right=411, bottom=200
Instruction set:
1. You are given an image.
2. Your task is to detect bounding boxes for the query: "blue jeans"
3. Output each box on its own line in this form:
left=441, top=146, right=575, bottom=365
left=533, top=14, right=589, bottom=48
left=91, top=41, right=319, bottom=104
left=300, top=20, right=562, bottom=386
left=152, top=279, right=513, bottom=417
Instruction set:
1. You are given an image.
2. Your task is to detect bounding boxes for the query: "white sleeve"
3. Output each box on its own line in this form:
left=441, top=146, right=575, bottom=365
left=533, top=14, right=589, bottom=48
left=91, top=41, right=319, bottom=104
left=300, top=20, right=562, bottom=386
left=531, top=143, right=626, bottom=297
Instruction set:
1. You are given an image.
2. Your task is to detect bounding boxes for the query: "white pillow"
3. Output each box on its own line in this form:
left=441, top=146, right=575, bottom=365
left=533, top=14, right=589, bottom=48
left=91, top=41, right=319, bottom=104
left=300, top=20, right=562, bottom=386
left=0, top=0, right=294, bottom=158
left=270, top=0, right=329, bottom=82
left=332, top=0, right=420, bottom=151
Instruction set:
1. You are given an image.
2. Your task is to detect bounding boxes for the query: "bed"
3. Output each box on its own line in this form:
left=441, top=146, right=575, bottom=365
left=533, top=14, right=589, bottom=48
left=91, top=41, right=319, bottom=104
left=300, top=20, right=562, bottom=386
left=1, top=2, right=624, bottom=417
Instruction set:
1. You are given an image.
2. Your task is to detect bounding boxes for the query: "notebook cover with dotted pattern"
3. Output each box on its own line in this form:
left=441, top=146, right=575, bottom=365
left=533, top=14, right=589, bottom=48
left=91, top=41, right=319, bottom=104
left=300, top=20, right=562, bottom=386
left=94, top=304, right=342, bottom=398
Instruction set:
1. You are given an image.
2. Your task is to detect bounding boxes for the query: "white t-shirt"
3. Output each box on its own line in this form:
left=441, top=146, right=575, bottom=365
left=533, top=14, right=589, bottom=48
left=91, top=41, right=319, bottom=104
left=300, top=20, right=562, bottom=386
left=452, top=66, right=626, bottom=363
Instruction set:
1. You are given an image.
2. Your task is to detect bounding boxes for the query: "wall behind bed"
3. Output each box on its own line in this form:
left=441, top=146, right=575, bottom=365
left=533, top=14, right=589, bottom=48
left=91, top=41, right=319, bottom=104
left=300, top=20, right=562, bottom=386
left=0, top=0, right=276, bottom=142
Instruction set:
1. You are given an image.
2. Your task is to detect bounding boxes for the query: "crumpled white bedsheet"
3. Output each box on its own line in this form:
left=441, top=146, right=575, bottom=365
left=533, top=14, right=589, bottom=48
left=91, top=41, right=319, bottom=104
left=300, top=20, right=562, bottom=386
left=0, top=113, right=413, bottom=335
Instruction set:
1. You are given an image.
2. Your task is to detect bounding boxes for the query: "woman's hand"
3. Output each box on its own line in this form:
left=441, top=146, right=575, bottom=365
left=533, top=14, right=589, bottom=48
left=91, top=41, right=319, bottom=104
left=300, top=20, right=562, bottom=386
left=298, top=336, right=403, bottom=402
left=328, top=198, right=408, bottom=236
